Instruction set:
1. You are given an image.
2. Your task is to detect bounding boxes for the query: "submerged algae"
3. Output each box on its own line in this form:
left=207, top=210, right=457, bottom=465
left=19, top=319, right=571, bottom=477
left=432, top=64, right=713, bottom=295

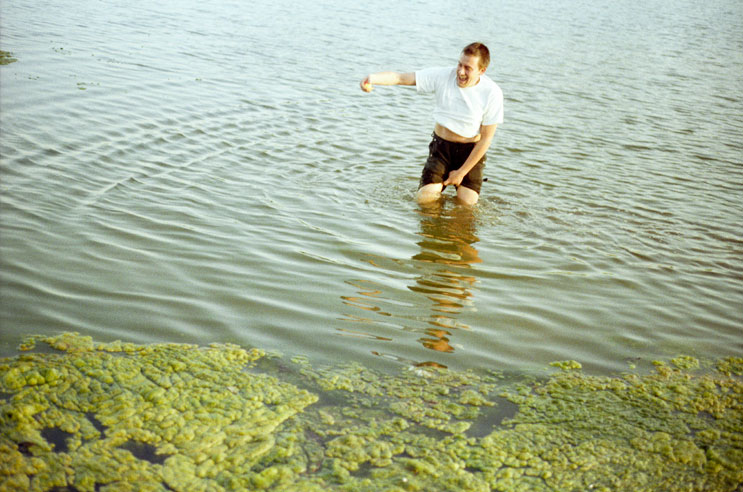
left=0, top=51, right=17, bottom=65
left=1, top=332, right=742, bottom=491
left=249, top=357, right=743, bottom=492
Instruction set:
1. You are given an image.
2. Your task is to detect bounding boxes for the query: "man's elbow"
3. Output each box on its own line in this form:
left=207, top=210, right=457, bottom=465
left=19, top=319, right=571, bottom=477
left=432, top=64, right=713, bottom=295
left=481, top=124, right=497, bottom=135
left=399, top=72, right=416, bottom=86
left=479, top=125, right=497, bottom=142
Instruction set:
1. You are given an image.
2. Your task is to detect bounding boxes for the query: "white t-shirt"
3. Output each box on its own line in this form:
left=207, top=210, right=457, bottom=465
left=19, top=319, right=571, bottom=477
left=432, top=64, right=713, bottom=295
left=415, top=66, right=504, bottom=138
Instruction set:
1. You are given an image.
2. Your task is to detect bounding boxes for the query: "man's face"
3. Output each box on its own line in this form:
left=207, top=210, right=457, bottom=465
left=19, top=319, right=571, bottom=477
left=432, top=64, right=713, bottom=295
left=456, top=53, right=485, bottom=88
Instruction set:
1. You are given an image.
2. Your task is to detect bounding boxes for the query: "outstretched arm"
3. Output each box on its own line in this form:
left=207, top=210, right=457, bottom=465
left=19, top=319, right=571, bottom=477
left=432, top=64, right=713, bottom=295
left=360, top=72, right=416, bottom=92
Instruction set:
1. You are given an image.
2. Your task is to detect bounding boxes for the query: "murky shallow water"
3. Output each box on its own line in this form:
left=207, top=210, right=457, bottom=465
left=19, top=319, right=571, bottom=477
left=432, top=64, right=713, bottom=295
left=1, top=0, right=742, bottom=374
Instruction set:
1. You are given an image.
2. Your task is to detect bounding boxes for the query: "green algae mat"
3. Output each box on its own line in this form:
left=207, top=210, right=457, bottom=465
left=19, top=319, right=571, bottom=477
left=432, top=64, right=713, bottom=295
left=1, top=333, right=741, bottom=491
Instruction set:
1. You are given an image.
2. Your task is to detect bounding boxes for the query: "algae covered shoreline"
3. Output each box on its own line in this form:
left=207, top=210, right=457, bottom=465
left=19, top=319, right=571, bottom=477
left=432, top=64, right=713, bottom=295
left=1, top=332, right=741, bottom=491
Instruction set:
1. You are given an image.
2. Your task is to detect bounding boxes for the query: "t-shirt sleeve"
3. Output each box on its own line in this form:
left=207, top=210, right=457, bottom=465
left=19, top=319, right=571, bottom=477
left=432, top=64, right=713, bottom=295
left=483, top=86, right=504, bottom=125
left=415, top=66, right=448, bottom=94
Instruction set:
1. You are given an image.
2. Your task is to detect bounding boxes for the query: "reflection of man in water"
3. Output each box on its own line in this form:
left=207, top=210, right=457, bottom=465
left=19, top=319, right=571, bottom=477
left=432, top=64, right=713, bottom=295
left=360, top=42, right=504, bottom=206
left=339, top=206, right=482, bottom=368
left=410, top=206, right=481, bottom=355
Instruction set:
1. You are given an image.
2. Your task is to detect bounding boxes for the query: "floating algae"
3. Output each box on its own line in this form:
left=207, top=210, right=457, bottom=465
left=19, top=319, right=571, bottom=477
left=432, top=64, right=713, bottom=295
left=1, top=333, right=742, bottom=491
left=0, top=51, right=17, bottom=65
left=0, top=333, right=317, bottom=491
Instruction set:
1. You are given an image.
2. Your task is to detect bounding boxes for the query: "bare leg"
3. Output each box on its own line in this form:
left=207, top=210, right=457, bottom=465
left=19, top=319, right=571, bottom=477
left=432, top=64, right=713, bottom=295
left=416, top=183, right=444, bottom=204
left=456, top=186, right=479, bottom=206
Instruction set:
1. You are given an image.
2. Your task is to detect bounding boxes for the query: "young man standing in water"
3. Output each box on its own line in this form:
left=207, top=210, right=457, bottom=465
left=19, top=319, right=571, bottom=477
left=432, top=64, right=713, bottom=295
left=360, top=42, right=503, bottom=206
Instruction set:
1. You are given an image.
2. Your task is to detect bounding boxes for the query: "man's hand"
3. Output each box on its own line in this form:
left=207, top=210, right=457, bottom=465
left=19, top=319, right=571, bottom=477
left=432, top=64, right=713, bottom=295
left=443, top=168, right=467, bottom=187
left=360, top=76, right=373, bottom=92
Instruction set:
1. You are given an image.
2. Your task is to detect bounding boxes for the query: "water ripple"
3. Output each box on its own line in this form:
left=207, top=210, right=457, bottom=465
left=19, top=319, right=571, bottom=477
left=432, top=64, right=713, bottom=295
left=2, top=0, right=742, bottom=373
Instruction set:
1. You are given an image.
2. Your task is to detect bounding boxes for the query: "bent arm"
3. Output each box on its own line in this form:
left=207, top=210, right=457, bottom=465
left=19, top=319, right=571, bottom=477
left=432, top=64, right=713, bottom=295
left=443, top=124, right=498, bottom=187
left=360, top=72, right=415, bottom=91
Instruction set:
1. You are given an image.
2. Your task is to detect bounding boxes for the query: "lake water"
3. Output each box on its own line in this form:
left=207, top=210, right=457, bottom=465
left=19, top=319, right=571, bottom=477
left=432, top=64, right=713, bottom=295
left=1, top=0, right=742, bottom=375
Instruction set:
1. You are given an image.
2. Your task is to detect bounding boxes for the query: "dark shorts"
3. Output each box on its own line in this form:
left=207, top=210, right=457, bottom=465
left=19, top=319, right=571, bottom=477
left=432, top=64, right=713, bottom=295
left=419, top=133, right=486, bottom=194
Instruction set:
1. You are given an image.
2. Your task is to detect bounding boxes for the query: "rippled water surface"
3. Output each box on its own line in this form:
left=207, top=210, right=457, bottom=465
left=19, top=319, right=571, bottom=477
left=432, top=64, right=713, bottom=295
left=2, top=0, right=742, bottom=374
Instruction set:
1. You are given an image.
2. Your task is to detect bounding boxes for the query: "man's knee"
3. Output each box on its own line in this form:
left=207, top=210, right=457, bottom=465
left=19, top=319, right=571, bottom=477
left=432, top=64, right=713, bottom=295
left=457, top=186, right=479, bottom=206
left=417, top=183, right=443, bottom=203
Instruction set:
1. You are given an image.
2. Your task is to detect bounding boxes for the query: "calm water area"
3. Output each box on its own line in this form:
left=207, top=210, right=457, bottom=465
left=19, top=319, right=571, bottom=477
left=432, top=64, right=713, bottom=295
left=1, top=0, right=742, bottom=376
